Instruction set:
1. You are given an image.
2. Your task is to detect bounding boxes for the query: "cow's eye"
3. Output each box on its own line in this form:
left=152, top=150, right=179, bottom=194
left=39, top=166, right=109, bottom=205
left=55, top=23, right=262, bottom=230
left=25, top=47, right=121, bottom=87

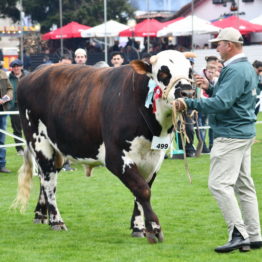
left=158, top=72, right=169, bottom=80
left=157, top=66, right=171, bottom=86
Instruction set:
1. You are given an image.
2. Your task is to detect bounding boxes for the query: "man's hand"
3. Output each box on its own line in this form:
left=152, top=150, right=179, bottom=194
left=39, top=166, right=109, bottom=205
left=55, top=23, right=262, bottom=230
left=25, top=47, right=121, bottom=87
left=194, top=74, right=209, bottom=90
left=173, top=98, right=187, bottom=112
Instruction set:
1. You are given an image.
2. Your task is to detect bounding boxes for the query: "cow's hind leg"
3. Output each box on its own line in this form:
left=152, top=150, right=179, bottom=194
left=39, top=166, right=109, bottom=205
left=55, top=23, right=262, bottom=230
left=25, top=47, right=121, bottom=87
left=130, top=173, right=157, bottom=238
left=30, top=131, right=66, bottom=230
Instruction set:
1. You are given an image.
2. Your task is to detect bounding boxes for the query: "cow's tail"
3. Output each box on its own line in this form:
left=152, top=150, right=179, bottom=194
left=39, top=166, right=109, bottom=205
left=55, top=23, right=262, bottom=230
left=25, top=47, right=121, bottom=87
left=11, top=147, right=34, bottom=213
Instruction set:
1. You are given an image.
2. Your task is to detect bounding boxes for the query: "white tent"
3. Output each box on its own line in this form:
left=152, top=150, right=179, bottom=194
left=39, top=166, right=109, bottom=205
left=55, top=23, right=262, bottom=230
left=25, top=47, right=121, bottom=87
left=81, top=20, right=129, bottom=38
left=250, top=15, right=262, bottom=25
left=157, top=15, right=220, bottom=37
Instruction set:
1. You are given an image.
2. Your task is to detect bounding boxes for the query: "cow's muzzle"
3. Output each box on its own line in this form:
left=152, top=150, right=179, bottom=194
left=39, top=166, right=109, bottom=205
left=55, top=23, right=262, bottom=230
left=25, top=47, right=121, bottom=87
left=174, top=84, right=196, bottom=99
left=180, top=84, right=196, bottom=98
left=162, top=76, right=194, bottom=100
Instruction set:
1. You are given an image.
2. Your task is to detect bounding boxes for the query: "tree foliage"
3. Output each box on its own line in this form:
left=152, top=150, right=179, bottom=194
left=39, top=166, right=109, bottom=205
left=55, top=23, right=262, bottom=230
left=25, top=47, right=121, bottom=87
left=0, top=0, right=135, bottom=32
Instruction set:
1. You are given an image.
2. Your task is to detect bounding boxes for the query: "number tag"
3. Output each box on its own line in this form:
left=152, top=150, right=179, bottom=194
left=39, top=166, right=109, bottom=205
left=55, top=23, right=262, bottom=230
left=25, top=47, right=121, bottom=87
left=151, top=136, right=170, bottom=150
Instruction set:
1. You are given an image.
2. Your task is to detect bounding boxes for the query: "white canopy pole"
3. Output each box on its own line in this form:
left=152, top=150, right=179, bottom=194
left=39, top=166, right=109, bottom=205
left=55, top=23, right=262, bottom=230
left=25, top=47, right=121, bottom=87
left=191, top=1, right=194, bottom=51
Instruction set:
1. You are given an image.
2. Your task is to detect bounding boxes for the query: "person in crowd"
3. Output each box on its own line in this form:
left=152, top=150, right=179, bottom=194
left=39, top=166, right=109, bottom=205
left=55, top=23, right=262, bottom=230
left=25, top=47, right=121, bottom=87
left=0, top=67, right=13, bottom=173
left=42, top=55, right=52, bottom=64
left=110, top=51, right=125, bottom=67
left=205, top=55, right=218, bottom=65
left=8, top=59, right=28, bottom=156
left=198, top=63, right=219, bottom=153
left=252, top=60, right=262, bottom=115
left=175, top=27, right=262, bottom=253
left=74, top=48, right=87, bottom=65
left=108, top=40, right=120, bottom=53
left=59, top=54, right=73, bottom=65
left=217, top=59, right=224, bottom=75
left=22, top=50, right=32, bottom=71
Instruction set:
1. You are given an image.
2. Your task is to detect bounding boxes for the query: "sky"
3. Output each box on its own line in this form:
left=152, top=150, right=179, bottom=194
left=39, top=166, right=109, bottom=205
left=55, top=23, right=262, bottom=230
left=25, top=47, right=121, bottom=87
left=131, top=0, right=191, bottom=11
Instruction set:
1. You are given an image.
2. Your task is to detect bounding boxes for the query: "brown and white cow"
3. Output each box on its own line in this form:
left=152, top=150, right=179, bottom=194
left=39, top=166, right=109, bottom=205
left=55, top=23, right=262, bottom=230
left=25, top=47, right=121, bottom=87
left=13, top=50, right=194, bottom=243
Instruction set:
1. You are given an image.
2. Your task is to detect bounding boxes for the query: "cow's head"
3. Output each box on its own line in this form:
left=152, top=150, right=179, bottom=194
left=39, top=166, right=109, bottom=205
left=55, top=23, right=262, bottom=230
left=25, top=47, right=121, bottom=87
left=131, top=50, right=195, bottom=104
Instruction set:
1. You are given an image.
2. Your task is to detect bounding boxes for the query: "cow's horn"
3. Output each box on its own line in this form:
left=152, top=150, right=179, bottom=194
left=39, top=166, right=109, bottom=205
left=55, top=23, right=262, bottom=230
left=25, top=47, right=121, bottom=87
left=183, top=52, right=197, bottom=59
left=150, top=55, right=158, bottom=64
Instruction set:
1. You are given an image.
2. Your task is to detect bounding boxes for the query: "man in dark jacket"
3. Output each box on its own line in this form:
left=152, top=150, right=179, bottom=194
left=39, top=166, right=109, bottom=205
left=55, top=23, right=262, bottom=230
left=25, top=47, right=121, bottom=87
left=8, top=59, right=28, bottom=155
left=0, top=68, right=13, bottom=173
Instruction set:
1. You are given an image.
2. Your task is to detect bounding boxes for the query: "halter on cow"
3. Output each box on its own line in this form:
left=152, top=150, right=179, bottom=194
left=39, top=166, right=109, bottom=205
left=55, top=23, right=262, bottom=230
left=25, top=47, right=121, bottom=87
left=13, top=50, right=195, bottom=243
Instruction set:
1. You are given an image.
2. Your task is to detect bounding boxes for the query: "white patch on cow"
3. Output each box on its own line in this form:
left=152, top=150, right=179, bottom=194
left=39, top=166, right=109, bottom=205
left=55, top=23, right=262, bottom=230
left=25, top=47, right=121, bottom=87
left=151, top=221, right=161, bottom=230
left=25, top=109, right=31, bottom=126
left=154, top=100, right=173, bottom=135
left=122, top=136, right=166, bottom=182
left=32, top=120, right=53, bottom=160
left=133, top=201, right=145, bottom=230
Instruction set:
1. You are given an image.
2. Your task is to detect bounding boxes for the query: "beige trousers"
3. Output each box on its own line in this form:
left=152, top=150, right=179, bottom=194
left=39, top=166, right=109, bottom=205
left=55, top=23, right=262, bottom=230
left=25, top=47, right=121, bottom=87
left=208, top=137, right=262, bottom=242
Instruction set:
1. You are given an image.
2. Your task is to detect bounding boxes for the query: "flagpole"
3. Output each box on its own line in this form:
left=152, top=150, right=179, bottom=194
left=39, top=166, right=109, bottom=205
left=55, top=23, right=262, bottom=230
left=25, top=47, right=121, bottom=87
left=104, top=0, right=108, bottom=63
left=191, top=0, right=194, bottom=51
left=20, top=0, right=24, bottom=63
left=147, top=0, right=150, bottom=53
left=59, top=0, right=63, bottom=57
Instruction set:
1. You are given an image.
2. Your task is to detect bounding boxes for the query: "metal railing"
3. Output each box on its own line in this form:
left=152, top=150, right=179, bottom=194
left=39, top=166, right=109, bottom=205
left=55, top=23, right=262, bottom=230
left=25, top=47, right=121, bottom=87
left=0, top=111, right=25, bottom=148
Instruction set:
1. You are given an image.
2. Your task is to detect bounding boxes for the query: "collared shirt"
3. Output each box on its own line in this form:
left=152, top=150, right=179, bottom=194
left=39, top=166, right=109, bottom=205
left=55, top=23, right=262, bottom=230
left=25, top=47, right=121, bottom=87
left=224, top=53, right=246, bottom=67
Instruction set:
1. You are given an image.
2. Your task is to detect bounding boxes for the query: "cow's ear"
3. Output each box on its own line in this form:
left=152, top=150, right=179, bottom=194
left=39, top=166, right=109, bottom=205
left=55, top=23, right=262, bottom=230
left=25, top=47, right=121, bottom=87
left=130, top=60, right=152, bottom=75
left=183, top=52, right=197, bottom=59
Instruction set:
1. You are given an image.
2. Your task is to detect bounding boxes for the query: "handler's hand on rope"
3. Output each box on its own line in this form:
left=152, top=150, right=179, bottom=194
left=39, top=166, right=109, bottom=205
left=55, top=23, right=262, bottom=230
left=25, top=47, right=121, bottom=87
left=173, top=98, right=187, bottom=112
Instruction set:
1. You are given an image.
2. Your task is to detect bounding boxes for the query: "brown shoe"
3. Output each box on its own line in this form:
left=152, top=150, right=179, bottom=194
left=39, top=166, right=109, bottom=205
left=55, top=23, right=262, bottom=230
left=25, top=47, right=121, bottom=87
left=0, top=167, right=11, bottom=173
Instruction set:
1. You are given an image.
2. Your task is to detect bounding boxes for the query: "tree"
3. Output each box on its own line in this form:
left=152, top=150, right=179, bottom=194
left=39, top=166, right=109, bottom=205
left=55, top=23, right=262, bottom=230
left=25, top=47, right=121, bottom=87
left=0, top=0, right=135, bottom=32
left=0, top=0, right=20, bottom=19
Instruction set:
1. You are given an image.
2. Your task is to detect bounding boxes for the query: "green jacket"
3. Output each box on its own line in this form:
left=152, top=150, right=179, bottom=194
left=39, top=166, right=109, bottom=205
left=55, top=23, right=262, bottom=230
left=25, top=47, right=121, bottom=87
left=8, top=70, right=28, bottom=110
left=185, top=57, right=257, bottom=139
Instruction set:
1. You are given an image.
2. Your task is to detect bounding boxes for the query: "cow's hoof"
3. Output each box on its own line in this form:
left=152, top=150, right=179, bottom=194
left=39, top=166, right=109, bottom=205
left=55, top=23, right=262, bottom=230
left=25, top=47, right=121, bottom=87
left=131, top=230, right=145, bottom=238
left=146, top=230, right=164, bottom=244
left=34, top=218, right=48, bottom=224
left=156, top=231, right=164, bottom=242
left=51, top=224, right=68, bottom=231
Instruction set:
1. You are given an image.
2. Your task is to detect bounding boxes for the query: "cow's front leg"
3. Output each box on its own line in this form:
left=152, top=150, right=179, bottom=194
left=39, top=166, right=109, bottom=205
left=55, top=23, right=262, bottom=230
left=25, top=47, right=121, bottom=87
left=34, top=185, right=48, bottom=224
left=130, top=199, right=145, bottom=237
left=122, top=166, right=163, bottom=243
left=130, top=173, right=157, bottom=238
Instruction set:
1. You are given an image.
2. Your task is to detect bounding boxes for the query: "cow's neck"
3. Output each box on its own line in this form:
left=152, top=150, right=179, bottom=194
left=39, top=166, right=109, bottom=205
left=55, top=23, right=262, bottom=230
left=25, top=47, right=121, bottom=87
left=154, top=99, right=173, bottom=136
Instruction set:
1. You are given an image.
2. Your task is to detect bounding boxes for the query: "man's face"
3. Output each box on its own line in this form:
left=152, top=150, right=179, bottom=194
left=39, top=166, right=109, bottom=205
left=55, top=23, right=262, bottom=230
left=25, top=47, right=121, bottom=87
left=205, top=68, right=216, bottom=81
left=216, top=41, right=230, bottom=61
left=75, top=54, right=87, bottom=65
left=256, top=66, right=262, bottom=76
left=111, top=55, right=124, bottom=67
left=12, top=65, right=23, bottom=76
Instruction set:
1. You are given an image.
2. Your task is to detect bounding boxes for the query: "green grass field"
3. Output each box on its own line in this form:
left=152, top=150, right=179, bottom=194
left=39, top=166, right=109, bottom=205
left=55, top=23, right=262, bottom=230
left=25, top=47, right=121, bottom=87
left=1, top=115, right=262, bottom=262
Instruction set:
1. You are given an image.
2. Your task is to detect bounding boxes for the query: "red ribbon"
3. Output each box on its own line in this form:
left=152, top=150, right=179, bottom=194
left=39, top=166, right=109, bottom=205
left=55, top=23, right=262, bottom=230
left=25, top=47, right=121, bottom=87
left=153, top=86, right=162, bottom=113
